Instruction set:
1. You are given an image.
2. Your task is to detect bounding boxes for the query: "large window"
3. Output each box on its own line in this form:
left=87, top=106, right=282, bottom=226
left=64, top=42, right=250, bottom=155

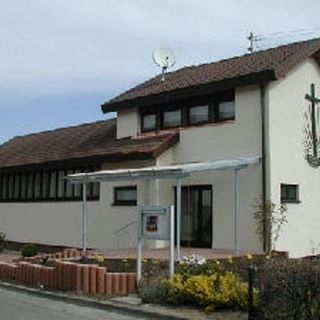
left=189, top=105, right=209, bottom=125
left=141, top=113, right=156, bottom=132
left=140, top=91, right=235, bottom=132
left=0, top=166, right=100, bottom=202
left=163, top=109, right=182, bottom=128
left=113, top=186, right=137, bottom=206
left=218, top=101, right=235, bottom=121
left=281, top=184, right=300, bottom=203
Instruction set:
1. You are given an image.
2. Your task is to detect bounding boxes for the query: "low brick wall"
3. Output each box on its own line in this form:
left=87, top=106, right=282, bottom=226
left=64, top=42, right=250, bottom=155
left=0, top=250, right=137, bottom=296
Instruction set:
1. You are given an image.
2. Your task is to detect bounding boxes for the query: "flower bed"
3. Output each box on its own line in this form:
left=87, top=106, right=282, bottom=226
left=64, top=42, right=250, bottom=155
left=0, top=249, right=137, bottom=296
left=139, top=255, right=253, bottom=312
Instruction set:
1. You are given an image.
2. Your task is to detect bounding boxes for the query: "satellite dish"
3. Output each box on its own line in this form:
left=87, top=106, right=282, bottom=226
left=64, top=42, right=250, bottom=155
left=153, top=47, right=176, bottom=82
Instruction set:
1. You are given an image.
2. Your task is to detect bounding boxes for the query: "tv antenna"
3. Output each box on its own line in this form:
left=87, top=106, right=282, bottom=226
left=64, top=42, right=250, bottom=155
left=153, top=47, right=176, bottom=82
left=247, top=32, right=263, bottom=53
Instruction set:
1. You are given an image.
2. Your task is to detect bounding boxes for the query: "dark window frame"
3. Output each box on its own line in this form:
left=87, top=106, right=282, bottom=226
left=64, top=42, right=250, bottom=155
left=281, top=184, right=300, bottom=203
left=0, top=166, right=100, bottom=203
left=113, top=185, right=137, bottom=206
left=188, top=105, right=210, bottom=126
left=161, top=108, right=183, bottom=129
left=139, top=90, right=236, bottom=132
left=217, top=100, right=236, bottom=122
left=141, top=113, right=157, bottom=132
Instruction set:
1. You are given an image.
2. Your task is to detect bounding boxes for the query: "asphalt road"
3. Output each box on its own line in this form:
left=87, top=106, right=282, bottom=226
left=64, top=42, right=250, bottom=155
left=0, top=287, right=153, bottom=320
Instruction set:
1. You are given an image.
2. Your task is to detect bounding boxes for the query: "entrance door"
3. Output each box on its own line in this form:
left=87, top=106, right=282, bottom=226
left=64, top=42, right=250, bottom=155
left=176, top=185, right=212, bottom=248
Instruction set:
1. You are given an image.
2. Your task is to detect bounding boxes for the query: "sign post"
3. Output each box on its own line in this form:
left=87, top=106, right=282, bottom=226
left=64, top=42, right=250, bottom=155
left=137, top=205, right=174, bottom=283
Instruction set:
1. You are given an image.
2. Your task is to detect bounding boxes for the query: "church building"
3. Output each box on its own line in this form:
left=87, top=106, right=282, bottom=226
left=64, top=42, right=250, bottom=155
left=1, top=38, right=320, bottom=257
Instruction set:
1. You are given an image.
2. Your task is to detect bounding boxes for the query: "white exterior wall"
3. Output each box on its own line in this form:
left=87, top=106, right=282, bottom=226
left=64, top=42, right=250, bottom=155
left=267, top=58, right=320, bottom=257
left=0, top=160, right=155, bottom=250
left=0, top=86, right=264, bottom=252
left=154, top=86, right=263, bottom=252
left=116, top=108, right=139, bottom=139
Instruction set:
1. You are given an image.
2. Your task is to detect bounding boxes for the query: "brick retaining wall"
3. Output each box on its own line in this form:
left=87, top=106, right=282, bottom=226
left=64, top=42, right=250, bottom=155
left=0, top=250, right=137, bottom=296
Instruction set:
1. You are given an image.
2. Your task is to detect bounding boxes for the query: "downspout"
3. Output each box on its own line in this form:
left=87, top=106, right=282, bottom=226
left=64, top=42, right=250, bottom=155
left=260, top=84, right=267, bottom=252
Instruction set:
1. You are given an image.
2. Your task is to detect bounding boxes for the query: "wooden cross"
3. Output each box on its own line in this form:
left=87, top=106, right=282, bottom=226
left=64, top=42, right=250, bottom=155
left=305, top=83, right=320, bottom=157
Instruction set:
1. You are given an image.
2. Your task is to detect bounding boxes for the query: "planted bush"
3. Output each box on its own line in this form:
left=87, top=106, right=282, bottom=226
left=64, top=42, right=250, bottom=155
left=257, top=259, right=320, bottom=319
left=21, top=244, right=38, bottom=257
left=164, top=271, right=248, bottom=310
left=139, top=259, right=249, bottom=311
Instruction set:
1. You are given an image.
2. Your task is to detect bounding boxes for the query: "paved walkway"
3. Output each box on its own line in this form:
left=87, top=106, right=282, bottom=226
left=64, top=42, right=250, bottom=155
left=0, top=247, right=260, bottom=263
left=0, top=250, right=19, bottom=263
left=0, top=287, right=154, bottom=320
left=99, top=247, right=257, bottom=260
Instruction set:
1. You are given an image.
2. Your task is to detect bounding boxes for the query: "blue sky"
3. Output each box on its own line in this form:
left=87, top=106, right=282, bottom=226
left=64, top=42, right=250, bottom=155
left=1, top=0, right=320, bottom=143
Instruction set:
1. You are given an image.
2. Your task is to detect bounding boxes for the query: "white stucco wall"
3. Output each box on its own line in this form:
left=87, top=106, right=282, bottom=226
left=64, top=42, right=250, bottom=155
left=116, top=108, right=139, bottom=139
left=267, top=58, right=320, bottom=257
left=153, top=86, right=263, bottom=252
left=0, top=86, right=264, bottom=252
left=172, top=86, right=262, bottom=162
left=0, top=160, right=155, bottom=250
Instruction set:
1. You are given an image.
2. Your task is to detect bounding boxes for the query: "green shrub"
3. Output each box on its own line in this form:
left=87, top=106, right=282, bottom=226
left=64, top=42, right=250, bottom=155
left=21, top=244, right=38, bottom=257
left=0, top=232, right=6, bottom=253
left=163, top=270, right=248, bottom=310
left=139, top=281, right=169, bottom=304
left=257, top=259, right=320, bottom=319
left=138, top=258, right=250, bottom=311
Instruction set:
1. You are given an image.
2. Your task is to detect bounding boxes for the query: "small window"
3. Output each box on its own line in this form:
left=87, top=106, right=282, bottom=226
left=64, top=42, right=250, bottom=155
left=281, top=184, right=300, bottom=203
left=142, top=114, right=156, bottom=132
left=219, top=101, right=235, bottom=121
left=41, top=171, right=50, bottom=199
left=14, top=173, right=20, bottom=199
left=20, top=173, right=27, bottom=199
left=49, top=171, right=57, bottom=199
left=189, top=105, right=209, bottom=125
left=163, top=109, right=182, bottom=128
left=114, top=186, right=137, bottom=206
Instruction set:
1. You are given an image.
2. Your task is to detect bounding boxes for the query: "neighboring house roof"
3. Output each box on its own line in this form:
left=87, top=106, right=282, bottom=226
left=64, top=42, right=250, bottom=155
left=0, top=119, right=179, bottom=171
left=102, top=37, right=320, bottom=112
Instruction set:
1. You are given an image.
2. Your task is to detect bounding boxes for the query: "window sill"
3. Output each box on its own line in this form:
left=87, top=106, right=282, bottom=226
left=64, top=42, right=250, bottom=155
left=281, top=200, right=301, bottom=204
left=112, top=202, right=137, bottom=206
left=0, top=198, right=100, bottom=203
left=138, top=120, right=235, bottom=138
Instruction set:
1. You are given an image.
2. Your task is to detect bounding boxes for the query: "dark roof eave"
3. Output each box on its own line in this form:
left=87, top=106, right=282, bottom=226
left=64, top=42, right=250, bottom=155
left=0, top=152, right=156, bottom=173
left=0, top=132, right=180, bottom=173
left=101, top=69, right=277, bottom=113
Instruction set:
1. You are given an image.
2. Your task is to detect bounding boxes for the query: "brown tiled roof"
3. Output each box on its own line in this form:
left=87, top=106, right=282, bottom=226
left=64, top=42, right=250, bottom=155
left=0, top=119, right=179, bottom=170
left=102, top=37, right=320, bottom=112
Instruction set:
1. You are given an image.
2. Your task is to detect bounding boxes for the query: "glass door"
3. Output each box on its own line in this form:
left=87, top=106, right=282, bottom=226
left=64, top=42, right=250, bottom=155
left=176, top=185, right=212, bottom=248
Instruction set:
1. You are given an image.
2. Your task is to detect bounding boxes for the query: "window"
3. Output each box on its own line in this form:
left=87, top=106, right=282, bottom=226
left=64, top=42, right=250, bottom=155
left=42, top=172, right=50, bottom=199
left=0, top=166, right=100, bottom=202
left=139, top=90, right=235, bottom=132
left=218, top=101, right=235, bottom=121
left=20, top=174, right=27, bottom=199
left=142, top=114, right=156, bottom=132
left=49, top=171, right=57, bottom=199
left=189, top=105, right=209, bottom=125
left=163, top=109, right=182, bottom=128
left=281, top=184, right=300, bottom=203
left=113, top=186, right=137, bottom=206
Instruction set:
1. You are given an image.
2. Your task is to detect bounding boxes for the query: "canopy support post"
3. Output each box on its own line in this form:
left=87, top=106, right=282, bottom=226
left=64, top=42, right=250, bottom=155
left=234, top=169, right=240, bottom=253
left=137, top=178, right=151, bottom=284
left=82, top=181, right=88, bottom=256
left=176, top=178, right=182, bottom=261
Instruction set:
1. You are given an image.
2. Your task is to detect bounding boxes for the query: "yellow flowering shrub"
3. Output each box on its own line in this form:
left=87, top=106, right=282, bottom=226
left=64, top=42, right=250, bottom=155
left=95, top=254, right=104, bottom=263
left=163, top=270, right=248, bottom=309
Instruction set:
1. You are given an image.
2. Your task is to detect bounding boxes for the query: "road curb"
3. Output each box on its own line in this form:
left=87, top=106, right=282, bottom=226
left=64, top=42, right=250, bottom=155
left=0, top=281, right=188, bottom=320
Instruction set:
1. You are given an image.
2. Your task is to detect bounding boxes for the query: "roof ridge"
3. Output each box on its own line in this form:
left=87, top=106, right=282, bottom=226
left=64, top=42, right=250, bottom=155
left=102, top=37, right=320, bottom=112
left=160, top=37, right=320, bottom=76
left=1, top=118, right=116, bottom=146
